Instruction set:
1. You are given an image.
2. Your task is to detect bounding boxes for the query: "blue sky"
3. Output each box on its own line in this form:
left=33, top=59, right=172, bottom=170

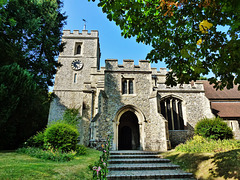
left=61, top=0, right=166, bottom=69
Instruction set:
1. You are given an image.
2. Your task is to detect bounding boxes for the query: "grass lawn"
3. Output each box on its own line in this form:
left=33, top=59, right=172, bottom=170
left=1, top=147, right=239, bottom=180
left=161, top=149, right=240, bottom=180
left=0, top=148, right=101, bottom=180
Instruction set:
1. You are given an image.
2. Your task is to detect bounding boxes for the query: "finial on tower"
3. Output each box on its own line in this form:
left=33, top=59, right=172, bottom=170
left=83, top=19, right=87, bottom=30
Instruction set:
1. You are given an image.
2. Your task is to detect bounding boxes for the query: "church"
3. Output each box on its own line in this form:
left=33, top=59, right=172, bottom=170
left=48, top=30, right=240, bottom=151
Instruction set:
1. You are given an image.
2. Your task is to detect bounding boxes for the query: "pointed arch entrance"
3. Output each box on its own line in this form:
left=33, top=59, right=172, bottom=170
left=113, top=105, right=146, bottom=150
left=118, top=111, right=140, bottom=150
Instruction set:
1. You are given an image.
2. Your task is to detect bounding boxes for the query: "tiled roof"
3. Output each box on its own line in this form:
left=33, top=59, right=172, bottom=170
left=201, top=81, right=240, bottom=100
left=211, top=102, right=240, bottom=118
left=199, top=80, right=240, bottom=118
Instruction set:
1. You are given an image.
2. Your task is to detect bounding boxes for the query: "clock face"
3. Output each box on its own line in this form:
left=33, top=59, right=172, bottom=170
left=71, top=60, right=83, bottom=71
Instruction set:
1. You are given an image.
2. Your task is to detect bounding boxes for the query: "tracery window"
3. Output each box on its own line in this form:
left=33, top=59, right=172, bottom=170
left=160, top=97, right=184, bottom=130
left=122, top=79, right=134, bottom=94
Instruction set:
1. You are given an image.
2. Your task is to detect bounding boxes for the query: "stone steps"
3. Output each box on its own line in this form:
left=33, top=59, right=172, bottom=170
left=107, top=150, right=195, bottom=180
left=108, top=163, right=180, bottom=170
left=110, top=154, right=163, bottom=159
left=109, top=158, right=171, bottom=164
left=110, top=150, right=161, bottom=155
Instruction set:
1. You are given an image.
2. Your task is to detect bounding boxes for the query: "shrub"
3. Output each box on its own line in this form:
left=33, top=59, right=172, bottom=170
left=44, top=122, right=79, bottom=152
left=25, top=131, right=44, bottom=148
left=175, top=135, right=240, bottom=153
left=16, top=147, right=75, bottom=162
left=195, top=117, right=233, bottom=140
left=76, top=145, right=87, bottom=155
left=62, top=108, right=81, bottom=126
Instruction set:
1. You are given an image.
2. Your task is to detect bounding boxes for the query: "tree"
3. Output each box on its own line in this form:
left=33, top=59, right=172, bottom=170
left=0, top=0, right=66, bottom=89
left=89, top=0, right=240, bottom=90
left=0, top=63, right=50, bottom=149
left=0, top=0, right=66, bottom=149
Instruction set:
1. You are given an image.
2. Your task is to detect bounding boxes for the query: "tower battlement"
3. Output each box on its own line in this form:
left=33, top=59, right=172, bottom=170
left=157, top=81, right=204, bottom=91
left=105, top=59, right=152, bottom=71
left=151, top=67, right=168, bottom=75
left=62, top=30, right=99, bottom=38
left=105, top=59, right=168, bottom=75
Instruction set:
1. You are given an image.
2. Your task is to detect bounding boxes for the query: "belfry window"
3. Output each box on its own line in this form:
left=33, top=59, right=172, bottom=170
left=122, top=78, right=134, bottom=94
left=160, top=97, right=184, bottom=130
left=76, top=45, right=81, bottom=54
left=75, top=43, right=82, bottom=55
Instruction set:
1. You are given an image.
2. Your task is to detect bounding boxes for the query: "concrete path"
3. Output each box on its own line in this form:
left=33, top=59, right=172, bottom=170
left=107, top=150, right=195, bottom=179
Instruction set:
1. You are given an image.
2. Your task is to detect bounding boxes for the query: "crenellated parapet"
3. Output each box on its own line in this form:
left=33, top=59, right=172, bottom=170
left=105, top=59, right=151, bottom=71
left=62, top=30, right=99, bottom=38
left=151, top=67, right=168, bottom=75
left=157, top=81, right=205, bottom=92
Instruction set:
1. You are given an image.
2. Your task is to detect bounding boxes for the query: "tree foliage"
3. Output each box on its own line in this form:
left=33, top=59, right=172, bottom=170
left=0, top=0, right=66, bottom=89
left=0, top=0, right=66, bottom=149
left=89, top=0, right=240, bottom=90
left=62, top=108, right=81, bottom=126
left=0, top=63, right=50, bottom=149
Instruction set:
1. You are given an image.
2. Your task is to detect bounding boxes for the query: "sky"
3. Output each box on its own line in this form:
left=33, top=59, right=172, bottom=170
left=61, top=0, right=166, bottom=69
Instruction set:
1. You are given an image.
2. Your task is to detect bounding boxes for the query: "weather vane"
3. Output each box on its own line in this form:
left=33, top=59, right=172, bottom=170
left=83, top=19, right=87, bottom=30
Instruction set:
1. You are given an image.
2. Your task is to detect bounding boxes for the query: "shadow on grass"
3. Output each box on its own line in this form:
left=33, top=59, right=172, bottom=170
left=165, top=152, right=212, bottom=179
left=162, top=149, right=240, bottom=180
left=210, top=149, right=240, bottom=179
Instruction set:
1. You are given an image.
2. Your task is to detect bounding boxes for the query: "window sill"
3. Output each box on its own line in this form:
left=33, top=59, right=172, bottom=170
left=122, top=94, right=137, bottom=96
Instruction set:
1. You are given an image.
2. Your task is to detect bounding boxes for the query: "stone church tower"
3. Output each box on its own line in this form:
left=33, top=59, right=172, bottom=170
left=48, top=30, right=101, bottom=145
left=48, top=30, right=214, bottom=151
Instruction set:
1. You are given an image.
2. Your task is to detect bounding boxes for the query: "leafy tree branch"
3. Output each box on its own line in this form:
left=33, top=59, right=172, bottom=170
left=89, top=0, right=240, bottom=90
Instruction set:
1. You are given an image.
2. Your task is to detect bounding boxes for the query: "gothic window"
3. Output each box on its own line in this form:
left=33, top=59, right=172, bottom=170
left=76, top=45, right=81, bottom=54
left=160, top=97, right=184, bottom=130
left=75, top=43, right=82, bottom=55
left=122, top=78, right=134, bottom=94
